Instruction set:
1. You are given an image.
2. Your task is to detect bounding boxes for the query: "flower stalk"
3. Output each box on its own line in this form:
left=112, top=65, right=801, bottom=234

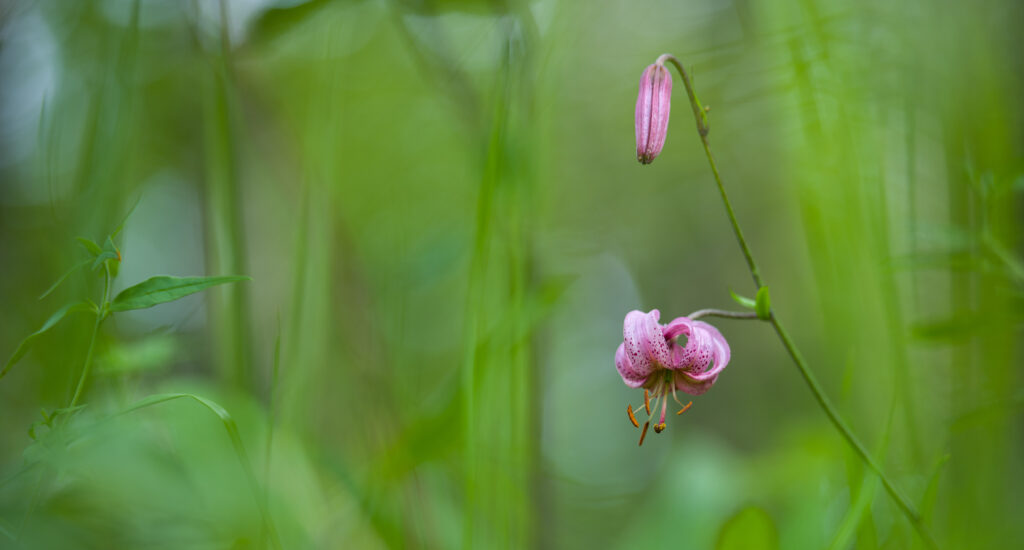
left=647, top=53, right=938, bottom=550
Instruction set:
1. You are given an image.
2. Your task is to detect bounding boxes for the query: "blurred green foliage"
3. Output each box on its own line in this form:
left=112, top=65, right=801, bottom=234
left=0, top=0, right=1021, bottom=548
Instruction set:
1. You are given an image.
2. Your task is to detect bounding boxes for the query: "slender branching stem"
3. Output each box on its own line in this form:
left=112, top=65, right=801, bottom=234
left=69, top=264, right=110, bottom=409
left=687, top=309, right=759, bottom=321
left=661, top=54, right=938, bottom=550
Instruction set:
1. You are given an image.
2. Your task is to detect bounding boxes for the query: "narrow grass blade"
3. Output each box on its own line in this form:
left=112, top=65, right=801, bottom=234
left=39, top=259, right=91, bottom=300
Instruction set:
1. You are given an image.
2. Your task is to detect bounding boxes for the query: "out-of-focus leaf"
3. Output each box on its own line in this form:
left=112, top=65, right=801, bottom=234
left=715, top=506, right=779, bottom=550
left=983, top=234, right=1024, bottom=283
left=250, top=0, right=332, bottom=45
left=912, top=310, right=1017, bottom=341
left=28, top=405, right=89, bottom=439
left=827, top=399, right=895, bottom=550
left=3, top=301, right=96, bottom=378
left=39, top=259, right=90, bottom=299
left=96, top=334, right=177, bottom=375
left=396, top=0, right=507, bottom=15
left=120, top=393, right=280, bottom=549
left=109, top=275, right=250, bottom=312
left=76, top=236, right=102, bottom=257
left=755, top=286, right=771, bottom=320
left=730, top=290, right=756, bottom=309
left=920, top=454, right=950, bottom=523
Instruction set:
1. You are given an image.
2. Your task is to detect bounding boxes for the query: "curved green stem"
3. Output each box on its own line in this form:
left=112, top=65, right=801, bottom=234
left=661, top=54, right=938, bottom=550
left=687, top=308, right=759, bottom=321
left=69, top=265, right=110, bottom=409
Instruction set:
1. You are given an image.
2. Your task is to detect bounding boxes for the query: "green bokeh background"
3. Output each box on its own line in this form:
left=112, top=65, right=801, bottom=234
left=1, top=1, right=1021, bottom=548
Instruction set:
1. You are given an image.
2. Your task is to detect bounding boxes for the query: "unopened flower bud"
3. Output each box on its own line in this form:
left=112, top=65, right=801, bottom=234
left=634, top=63, right=672, bottom=164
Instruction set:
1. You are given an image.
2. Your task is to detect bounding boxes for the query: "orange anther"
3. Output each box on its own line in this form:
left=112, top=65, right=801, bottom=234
left=627, top=405, right=640, bottom=428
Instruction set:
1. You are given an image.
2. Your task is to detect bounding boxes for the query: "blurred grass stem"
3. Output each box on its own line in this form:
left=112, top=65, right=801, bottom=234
left=663, top=54, right=938, bottom=550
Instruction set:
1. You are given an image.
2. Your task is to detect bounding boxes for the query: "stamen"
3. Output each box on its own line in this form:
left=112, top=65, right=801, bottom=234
left=627, top=405, right=640, bottom=428
left=638, top=421, right=650, bottom=446
left=671, top=377, right=693, bottom=414
left=644, top=390, right=651, bottom=415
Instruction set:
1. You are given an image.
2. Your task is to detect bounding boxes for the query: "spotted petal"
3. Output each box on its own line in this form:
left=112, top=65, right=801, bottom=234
left=662, top=316, right=731, bottom=395
left=615, top=343, right=649, bottom=388
left=623, top=309, right=672, bottom=372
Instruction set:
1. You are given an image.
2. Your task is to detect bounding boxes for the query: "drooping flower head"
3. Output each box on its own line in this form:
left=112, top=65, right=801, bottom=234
left=635, top=62, right=672, bottom=164
left=615, top=309, right=731, bottom=445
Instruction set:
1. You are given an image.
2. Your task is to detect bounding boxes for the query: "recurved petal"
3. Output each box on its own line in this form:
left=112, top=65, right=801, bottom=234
left=678, top=321, right=731, bottom=382
left=674, top=373, right=718, bottom=396
left=615, top=343, right=649, bottom=388
left=662, top=315, right=693, bottom=343
left=623, top=309, right=671, bottom=370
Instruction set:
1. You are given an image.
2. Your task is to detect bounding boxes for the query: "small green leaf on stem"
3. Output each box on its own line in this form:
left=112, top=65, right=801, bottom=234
left=76, top=237, right=103, bottom=257
left=755, top=286, right=771, bottom=320
left=730, top=289, right=756, bottom=309
left=3, top=301, right=96, bottom=378
left=104, top=236, right=121, bottom=278
left=91, top=251, right=118, bottom=271
left=109, top=275, right=250, bottom=312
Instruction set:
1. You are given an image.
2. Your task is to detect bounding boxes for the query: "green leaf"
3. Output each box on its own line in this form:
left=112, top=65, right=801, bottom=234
left=39, top=259, right=91, bottom=299
left=716, top=506, right=779, bottom=550
left=3, top=301, right=96, bottom=379
left=730, top=290, right=756, bottom=309
left=76, top=236, right=102, bottom=257
left=755, top=286, right=772, bottom=320
left=109, top=275, right=250, bottom=312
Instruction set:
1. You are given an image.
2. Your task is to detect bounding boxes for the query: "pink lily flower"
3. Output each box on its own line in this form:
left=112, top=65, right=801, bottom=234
left=635, top=63, right=672, bottom=164
left=615, top=309, right=731, bottom=444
